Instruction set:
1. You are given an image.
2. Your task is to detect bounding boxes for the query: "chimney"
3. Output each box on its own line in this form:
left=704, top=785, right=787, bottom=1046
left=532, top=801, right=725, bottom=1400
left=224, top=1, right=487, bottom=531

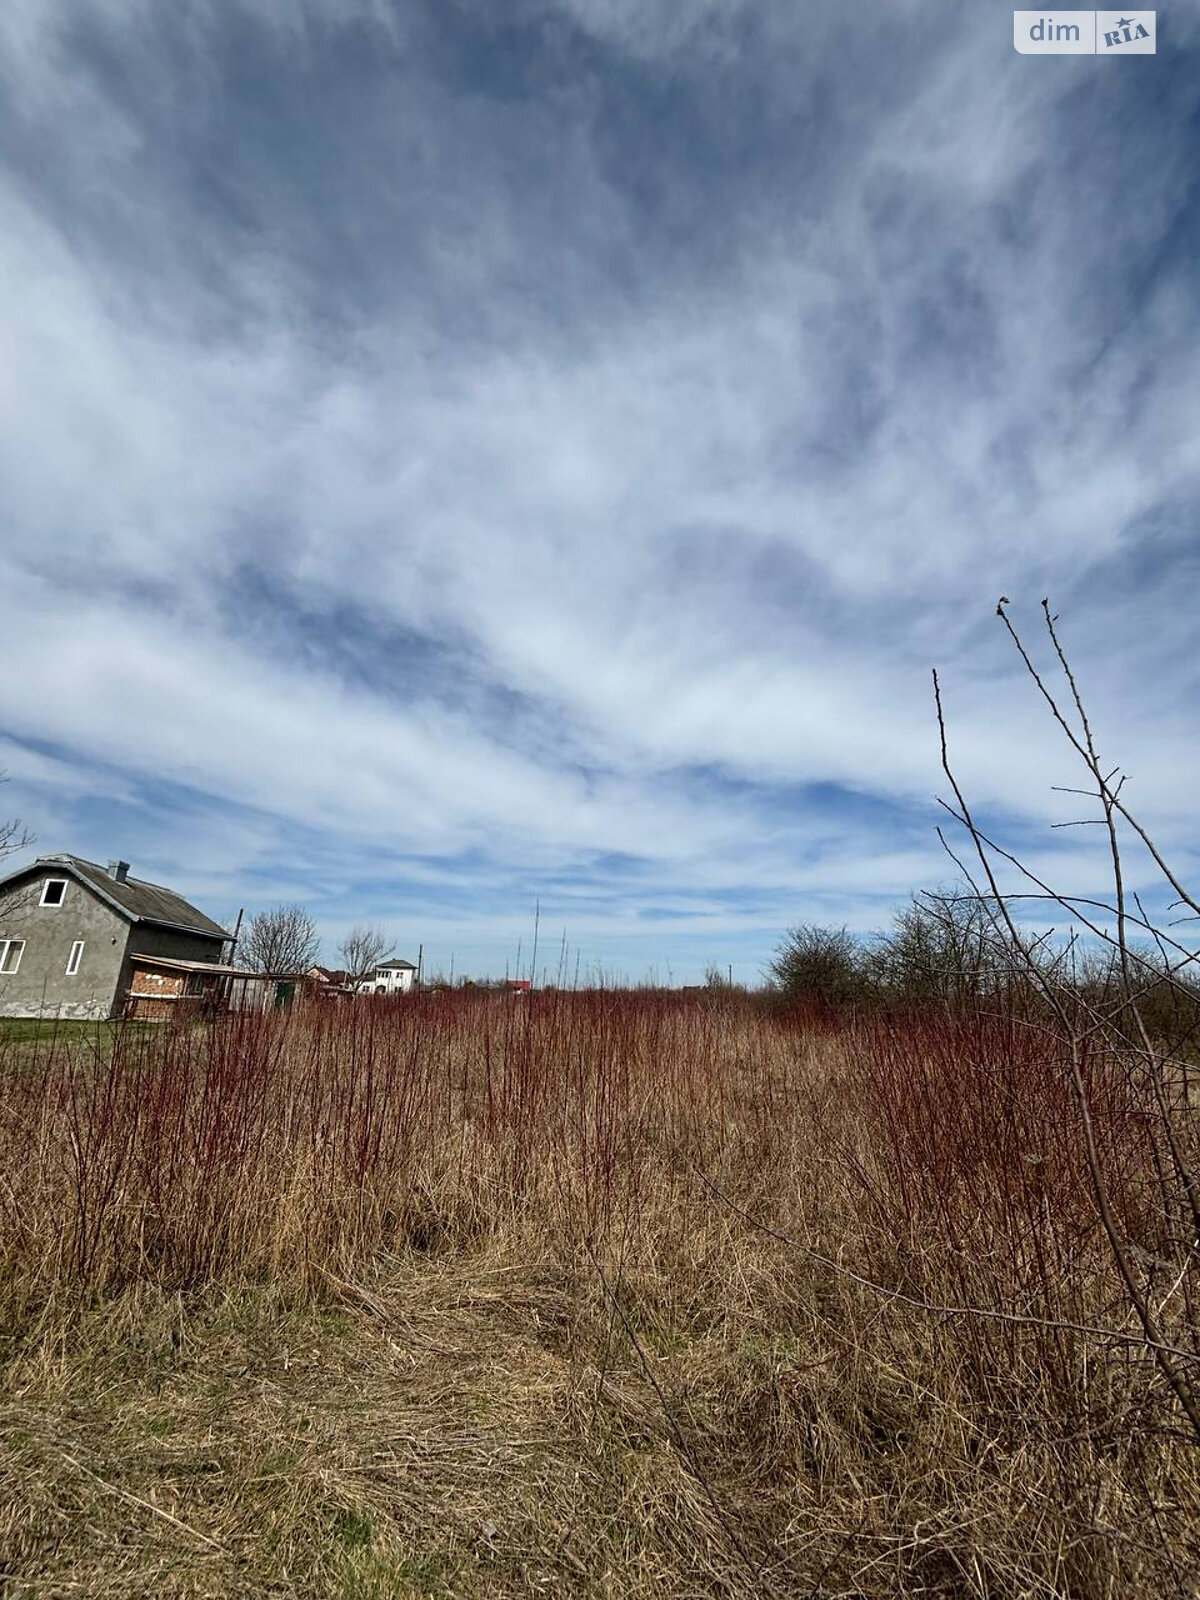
left=107, top=860, right=130, bottom=883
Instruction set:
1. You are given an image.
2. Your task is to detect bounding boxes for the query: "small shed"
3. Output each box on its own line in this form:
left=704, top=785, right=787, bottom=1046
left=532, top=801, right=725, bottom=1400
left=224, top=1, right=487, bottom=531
left=125, top=955, right=240, bottom=1021
left=225, top=972, right=312, bottom=1013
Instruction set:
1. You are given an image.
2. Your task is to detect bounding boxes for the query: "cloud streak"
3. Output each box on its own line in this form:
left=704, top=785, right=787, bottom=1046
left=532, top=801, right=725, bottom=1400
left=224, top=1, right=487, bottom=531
left=1, top=0, right=1198, bottom=978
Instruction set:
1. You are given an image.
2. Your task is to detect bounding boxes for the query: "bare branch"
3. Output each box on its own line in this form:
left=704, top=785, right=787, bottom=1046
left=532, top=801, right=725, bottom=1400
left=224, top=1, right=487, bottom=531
left=0, top=769, right=33, bottom=865
left=934, top=624, right=1200, bottom=1445
left=337, top=924, right=392, bottom=986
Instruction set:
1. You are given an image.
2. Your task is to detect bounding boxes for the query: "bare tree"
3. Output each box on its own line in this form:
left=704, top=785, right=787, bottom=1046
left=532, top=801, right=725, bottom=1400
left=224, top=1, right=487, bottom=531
left=0, top=769, right=32, bottom=866
left=239, top=904, right=320, bottom=974
left=337, top=924, right=390, bottom=987
left=876, top=885, right=1013, bottom=1007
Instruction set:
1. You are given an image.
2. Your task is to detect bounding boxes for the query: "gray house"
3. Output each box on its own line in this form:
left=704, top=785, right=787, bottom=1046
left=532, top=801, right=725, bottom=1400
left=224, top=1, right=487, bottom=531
left=0, top=855, right=230, bottom=1021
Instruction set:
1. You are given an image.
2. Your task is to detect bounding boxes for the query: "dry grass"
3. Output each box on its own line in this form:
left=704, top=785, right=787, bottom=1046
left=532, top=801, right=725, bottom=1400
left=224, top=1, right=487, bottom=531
left=1, top=992, right=1198, bottom=1596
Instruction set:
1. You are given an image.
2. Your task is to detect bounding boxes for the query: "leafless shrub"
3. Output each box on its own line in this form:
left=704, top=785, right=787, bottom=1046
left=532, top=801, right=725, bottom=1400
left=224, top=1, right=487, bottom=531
left=933, top=598, right=1200, bottom=1443
left=767, top=922, right=866, bottom=1008
left=874, top=885, right=1017, bottom=1007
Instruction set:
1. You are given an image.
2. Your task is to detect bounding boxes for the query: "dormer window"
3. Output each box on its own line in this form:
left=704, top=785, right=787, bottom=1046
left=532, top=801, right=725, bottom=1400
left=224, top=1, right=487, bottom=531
left=40, top=879, right=67, bottom=907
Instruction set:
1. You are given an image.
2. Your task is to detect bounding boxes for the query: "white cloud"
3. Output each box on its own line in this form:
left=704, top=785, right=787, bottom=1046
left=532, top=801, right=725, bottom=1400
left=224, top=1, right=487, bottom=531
left=0, top=1, right=1197, bottom=976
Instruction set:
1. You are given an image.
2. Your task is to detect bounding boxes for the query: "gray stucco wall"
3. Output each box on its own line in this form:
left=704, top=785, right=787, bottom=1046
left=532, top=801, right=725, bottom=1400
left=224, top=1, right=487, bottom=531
left=117, top=926, right=229, bottom=1014
left=125, top=926, right=229, bottom=964
left=0, top=872, right=130, bottom=1020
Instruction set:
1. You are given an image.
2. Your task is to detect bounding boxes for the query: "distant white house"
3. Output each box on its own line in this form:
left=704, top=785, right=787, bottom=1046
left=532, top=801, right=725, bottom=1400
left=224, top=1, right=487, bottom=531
left=359, top=958, right=418, bottom=996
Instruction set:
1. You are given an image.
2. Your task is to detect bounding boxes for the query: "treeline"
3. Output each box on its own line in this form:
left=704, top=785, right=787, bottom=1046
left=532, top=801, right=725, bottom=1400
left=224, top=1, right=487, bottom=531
left=767, top=890, right=1200, bottom=1038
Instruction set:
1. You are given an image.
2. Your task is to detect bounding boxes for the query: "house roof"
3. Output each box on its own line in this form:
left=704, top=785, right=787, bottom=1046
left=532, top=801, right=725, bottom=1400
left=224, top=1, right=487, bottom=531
left=2, top=854, right=228, bottom=941
left=375, top=959, right=416, bottom=971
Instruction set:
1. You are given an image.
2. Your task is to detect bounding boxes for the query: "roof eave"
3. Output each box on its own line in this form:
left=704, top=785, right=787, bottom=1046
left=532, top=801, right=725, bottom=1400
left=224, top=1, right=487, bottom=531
left=132, top=916, right=229, bottom=942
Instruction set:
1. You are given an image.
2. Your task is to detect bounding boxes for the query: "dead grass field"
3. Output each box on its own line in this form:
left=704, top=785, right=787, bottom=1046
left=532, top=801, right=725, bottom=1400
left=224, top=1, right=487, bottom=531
left=1, top=993, right=1197, bottom=1597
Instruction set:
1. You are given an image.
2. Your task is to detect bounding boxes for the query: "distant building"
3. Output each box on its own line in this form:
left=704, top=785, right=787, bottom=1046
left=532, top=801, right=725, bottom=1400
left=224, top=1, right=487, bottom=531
left=359, top=958, right=418, bottom=996
left=0, top=855, right=229, bottom=1021
left=307, top=965, right=352, bottom=988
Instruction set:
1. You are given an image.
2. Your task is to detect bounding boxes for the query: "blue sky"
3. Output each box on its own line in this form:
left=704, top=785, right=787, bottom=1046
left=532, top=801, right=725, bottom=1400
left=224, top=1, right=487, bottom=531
left=1, top=1, right=1198, bottom=983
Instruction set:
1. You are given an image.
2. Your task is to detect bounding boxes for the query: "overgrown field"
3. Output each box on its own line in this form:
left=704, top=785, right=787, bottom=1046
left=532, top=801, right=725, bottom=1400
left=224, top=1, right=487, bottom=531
left=1, top=994, right=1197, bottom=1597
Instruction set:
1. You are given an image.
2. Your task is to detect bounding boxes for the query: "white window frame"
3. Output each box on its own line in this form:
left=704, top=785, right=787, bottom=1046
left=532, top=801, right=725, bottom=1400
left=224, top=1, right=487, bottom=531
left=40, top=879, right=68, bottom=908
left=0, top=939, right=25, bottom=975
left=66, top=940, right=85, bottom=976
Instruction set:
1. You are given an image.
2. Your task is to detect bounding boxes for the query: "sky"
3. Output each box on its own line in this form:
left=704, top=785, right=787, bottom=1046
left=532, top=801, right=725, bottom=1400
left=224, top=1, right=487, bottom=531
left=1, top=0, right=1198, bottom=984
